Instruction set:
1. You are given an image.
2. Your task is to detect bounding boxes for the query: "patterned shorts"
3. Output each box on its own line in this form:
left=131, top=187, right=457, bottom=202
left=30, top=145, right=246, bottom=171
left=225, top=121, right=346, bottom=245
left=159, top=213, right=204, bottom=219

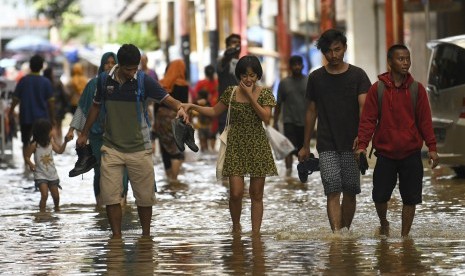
left=319, top=151, right=360, bottom=195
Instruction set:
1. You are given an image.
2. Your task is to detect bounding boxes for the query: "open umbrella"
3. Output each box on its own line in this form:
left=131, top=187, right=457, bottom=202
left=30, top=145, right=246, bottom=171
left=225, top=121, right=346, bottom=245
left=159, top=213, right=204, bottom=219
left=5, top=35, right=57, bottom=53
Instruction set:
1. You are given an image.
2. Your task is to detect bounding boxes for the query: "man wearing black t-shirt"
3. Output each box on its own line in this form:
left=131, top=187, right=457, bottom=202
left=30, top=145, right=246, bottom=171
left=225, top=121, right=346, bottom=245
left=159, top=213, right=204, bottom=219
left=217, top=34, right=241, bottom=134
left=298, top=29, right=371, bottom=234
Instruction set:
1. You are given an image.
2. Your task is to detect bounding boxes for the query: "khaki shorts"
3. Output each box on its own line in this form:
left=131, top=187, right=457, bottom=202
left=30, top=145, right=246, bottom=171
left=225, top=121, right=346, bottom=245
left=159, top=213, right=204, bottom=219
left=100, top=145, right=156, bottom=206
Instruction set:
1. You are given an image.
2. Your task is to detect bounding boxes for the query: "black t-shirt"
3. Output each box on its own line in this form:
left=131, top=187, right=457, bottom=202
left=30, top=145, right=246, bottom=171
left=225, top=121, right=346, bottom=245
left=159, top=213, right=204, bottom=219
left=217, top=58, right=239, bottom=129
left=306, top=65, right=371, bottom=152
left=217, top=58, right=238, bottom=96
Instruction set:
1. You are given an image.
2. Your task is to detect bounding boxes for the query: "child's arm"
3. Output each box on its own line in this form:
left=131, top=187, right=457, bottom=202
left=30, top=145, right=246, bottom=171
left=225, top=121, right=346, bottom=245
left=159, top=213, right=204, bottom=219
left=23, top=142, right=36, bottom=171
left=52, top=136, right=71, bottom=154
left=65, top=127, right=75, bottom=142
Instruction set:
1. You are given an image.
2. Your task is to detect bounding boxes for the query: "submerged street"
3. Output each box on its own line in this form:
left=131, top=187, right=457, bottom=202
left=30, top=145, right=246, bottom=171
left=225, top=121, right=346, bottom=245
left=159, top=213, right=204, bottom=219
left=1, top=134, right=465, bottom=275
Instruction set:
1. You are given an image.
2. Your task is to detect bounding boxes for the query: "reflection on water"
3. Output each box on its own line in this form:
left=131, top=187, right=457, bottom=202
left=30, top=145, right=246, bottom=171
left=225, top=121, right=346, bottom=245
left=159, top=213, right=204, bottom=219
left=1, top=142, right=465, bottom=274
left=374, top=238, right=429, bottom=274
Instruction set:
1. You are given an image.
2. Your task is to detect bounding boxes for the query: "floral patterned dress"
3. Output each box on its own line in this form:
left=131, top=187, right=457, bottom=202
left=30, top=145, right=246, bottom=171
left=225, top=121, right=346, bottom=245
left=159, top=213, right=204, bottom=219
left=220, top=86, right=278, bottom=177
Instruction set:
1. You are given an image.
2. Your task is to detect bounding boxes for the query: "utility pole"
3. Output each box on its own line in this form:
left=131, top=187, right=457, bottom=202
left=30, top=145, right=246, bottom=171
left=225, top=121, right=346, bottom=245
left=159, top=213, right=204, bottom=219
left=233, top=0, right=248, bottom=57
left=385, top=0, right=404, bottom=49
left=180, top=0, right=190, bottom=80
left=159, top=0, right=170, bottom=65
left=277, top=0, right=291, bottom=77
left=320, top=0, right=336, bottom=32
left=206, top=0, right=219, bottom=69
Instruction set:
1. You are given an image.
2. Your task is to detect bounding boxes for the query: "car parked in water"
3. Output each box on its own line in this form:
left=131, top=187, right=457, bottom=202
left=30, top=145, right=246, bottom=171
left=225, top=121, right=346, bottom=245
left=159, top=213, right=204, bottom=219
left=426, top=34, right=465, bottom=177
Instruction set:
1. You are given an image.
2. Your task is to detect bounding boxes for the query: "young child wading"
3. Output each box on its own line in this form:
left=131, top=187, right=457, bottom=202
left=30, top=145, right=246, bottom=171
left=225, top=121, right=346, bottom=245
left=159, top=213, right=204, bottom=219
left=24, top=119, right=71, bottom=211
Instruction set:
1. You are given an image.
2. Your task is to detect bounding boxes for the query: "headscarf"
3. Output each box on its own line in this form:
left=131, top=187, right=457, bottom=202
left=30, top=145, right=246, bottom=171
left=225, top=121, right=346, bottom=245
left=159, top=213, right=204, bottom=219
left=70, top=63, right=88, bottom=98
left=98, top=52, right=118, bottom=74
left=159, top=59, right=189, bottom=93
left=78, top=52, right=117, bottom=131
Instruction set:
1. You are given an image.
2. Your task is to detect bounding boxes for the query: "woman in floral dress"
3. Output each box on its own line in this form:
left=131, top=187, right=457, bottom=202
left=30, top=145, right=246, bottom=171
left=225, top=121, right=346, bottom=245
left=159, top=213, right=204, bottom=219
left=182, top=55, right=277, bottom=234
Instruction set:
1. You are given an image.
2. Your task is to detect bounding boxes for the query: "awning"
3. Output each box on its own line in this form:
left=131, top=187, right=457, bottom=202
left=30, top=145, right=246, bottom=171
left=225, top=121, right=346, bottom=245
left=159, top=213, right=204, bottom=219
left=118, top=0, right=159, bottom=23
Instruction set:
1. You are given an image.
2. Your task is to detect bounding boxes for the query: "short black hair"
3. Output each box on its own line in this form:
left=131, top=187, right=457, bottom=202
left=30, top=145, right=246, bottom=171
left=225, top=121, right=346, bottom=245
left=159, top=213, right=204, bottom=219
left=387, top=44, right=409, bottom=60
left=235, top=55, right=263, bottom=80
left=316, top=29, right=347, bottom=53
left=43, top=67, right=53, bottom=81
left=32, top=119, right=52, bottom=147
left=289, top=55, right=303, bottom=65
left=205, top=65, right=215, bottom=78
left=225, top=34, right=241, bottom=46
left=29, top=54, right=44, bottom=72
left=117, top=44, right=141, bottom=66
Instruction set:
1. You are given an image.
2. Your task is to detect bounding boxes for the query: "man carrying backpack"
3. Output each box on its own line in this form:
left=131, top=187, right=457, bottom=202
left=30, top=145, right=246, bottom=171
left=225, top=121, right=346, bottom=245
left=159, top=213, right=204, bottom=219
left=76, top=44, right=189, bottom=239
left=356, top=44, right=439, bottom=237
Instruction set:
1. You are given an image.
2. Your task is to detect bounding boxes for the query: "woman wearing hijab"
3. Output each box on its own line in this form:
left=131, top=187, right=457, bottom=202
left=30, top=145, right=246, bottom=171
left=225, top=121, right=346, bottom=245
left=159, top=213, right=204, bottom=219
left=66, top=52, right=129, bottom=206
left=153, top=59, right=189, bottom=182
left=67, top=63, right=88, bottom=114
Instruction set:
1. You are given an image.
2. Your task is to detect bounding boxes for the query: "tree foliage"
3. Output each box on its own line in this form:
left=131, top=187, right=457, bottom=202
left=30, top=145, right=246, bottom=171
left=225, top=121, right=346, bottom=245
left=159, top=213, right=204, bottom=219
left=32, top=0, right=77, bottom=26
left=31, top=0, right=159, bottom=49
left=111, top=23, right=159, bottom=51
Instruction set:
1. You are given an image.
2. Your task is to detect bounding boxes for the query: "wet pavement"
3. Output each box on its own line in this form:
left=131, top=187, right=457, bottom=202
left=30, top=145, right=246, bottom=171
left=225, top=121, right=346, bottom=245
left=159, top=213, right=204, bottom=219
left=1, top=134, right=465, bottom=275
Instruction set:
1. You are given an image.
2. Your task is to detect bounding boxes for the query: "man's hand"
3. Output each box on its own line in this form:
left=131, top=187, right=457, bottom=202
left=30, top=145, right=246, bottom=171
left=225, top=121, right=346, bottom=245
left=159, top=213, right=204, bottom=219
left=76, top=133, right=88, bottom=148
left=428, top=151, right=439, bottom=169
left=354, top=149, right=366, bottom=163
left=177, top=107, right=190, bottom=124
left=181, top=103, right=192, bottom=112
left=352, top=137, right=359, bottom=151
left=224, top=46, right=240, bottom=57
left=298, top=147, right=311, bottom=162
left=358, top=151, right=369, bottom=175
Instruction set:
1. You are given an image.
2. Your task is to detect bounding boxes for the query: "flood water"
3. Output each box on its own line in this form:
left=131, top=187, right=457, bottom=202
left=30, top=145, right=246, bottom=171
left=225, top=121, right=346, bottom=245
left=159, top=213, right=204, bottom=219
left=1, top=136, right=465, bottom=275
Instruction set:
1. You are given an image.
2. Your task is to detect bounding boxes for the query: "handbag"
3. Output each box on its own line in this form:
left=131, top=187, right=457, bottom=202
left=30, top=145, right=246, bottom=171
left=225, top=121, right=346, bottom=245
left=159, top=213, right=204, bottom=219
left=265, top=125, right=295, bottom=160
left=216, top=87, right=236, bottom=181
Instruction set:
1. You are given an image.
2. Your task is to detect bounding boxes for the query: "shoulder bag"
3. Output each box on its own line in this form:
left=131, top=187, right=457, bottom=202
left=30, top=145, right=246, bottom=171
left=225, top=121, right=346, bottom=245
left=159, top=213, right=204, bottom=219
left=216, top=87, right=235, bottom=181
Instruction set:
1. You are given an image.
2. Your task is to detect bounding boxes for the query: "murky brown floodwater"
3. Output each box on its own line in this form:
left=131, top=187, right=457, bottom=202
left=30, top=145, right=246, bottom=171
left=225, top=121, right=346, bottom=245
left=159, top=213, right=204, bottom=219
left=1, top=135, right=465, bottom=275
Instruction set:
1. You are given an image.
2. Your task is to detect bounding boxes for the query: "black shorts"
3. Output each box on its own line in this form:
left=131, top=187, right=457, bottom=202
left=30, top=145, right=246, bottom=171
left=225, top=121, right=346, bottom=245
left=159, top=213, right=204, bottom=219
left=283, top=123, right=304, bottom=155
left=372, top=151, right=423, bottom=205
left=20, top=124, right=33, bottom=145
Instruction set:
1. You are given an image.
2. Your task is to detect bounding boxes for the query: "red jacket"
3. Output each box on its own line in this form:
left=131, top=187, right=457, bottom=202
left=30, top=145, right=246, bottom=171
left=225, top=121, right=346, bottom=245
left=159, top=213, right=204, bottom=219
left=358, top=72, right=437, bottom=159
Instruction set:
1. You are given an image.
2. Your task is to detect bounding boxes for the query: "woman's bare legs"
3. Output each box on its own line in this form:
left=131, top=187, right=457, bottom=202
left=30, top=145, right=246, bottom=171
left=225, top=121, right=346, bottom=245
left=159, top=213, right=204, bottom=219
left=229, top=176, right=245, bottom=233
left=250, top=177, right=265, bottom=234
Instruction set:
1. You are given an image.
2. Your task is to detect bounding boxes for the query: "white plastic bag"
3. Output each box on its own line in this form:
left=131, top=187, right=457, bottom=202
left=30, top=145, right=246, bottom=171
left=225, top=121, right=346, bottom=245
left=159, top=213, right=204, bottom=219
left=265, top=125, right=295, bottom=160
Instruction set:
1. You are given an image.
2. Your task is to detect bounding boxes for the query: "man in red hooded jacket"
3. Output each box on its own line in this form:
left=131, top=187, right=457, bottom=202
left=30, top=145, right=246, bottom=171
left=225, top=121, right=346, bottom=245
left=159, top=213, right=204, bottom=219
left=356, top=44, right=439, bottom=237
